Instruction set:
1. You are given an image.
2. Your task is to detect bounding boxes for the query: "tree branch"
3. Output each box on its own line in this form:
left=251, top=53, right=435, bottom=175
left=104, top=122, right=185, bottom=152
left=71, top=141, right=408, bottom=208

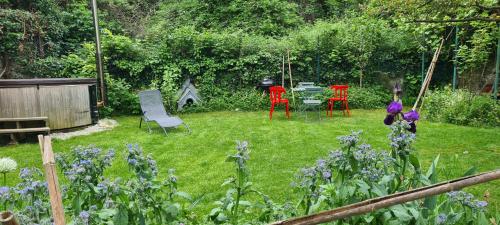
left=474, top=1, right=500, bottom=12
left=411, top=17, right=500, bottom=23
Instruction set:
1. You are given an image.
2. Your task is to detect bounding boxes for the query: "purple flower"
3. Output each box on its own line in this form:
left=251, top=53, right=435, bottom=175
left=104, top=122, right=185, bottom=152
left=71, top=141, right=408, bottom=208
left=384, top=114, right=395, bottom=125
left=403, top=110, right=420, bottom=121
left=386, top=101, right=402, bottom=114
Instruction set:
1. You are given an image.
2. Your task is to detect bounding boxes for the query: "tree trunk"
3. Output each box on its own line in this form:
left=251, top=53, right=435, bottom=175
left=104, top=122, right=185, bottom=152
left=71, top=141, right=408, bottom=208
left=0, top=53, right=10, bottom=79
left=359, top=69, right=363, bottom=88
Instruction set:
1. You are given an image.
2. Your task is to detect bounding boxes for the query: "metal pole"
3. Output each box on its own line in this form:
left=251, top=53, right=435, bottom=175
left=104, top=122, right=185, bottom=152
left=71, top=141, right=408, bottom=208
left=282, top=55, right=285, bottom=87
left=91, top=0, right=106, bottom=106
left=493, top=23, right=499, bottom=100
left=316, top=36, right=320, bottom=84
left=453, top=26, right=459, bottom=91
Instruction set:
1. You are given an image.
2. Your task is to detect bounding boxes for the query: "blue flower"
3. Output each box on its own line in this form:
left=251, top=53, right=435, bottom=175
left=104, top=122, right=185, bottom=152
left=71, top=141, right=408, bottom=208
left=19, top=168, right=31, bottom=179
left=79, top=211, right=90, bottom=223
left=322, top=171, right=331, bottom=179
left=0, top=186, right=10, bottom=200
left=337, top=131, right=361, bottom=148
left=437, top=213, right=447, bottom=224
left=474, top=201, right=488, bottom=208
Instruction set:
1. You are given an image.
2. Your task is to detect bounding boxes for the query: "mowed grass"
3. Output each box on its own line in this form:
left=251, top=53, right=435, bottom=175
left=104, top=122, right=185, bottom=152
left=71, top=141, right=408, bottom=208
left=1, top=109, right=499, bottom=214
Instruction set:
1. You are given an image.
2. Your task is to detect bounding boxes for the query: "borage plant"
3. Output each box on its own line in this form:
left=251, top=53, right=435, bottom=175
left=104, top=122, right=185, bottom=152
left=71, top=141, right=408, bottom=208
left=209, top=141, right=289, bottom=224
left=292, top=121, right=491, bottom=224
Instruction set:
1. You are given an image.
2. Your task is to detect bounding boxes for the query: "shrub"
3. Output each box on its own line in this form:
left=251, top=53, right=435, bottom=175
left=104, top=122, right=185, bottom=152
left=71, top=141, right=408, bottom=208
left=343, top=85, right=390, bottom=109
left=181, top=88, right=269, bottom=113
left=424, top=87, right=499, bottom=127
left=100, top=77, right=141, bottom=117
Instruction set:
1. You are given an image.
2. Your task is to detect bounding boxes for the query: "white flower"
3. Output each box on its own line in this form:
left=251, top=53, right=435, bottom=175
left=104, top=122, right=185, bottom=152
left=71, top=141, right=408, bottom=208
left=0, top=158, right=17, bottom=173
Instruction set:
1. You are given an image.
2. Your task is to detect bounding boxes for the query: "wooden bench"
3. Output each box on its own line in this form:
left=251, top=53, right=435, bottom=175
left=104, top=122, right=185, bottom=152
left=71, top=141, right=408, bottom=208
left=0, top=117, right=50, bottom=144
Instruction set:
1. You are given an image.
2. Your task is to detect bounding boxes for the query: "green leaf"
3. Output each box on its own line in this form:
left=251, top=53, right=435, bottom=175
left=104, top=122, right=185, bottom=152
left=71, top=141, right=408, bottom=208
left=113, top=205, right=128, bottom=225
left=72, top=195, right=82, bottom=215
left=372, top=184, right=388, bottom=197
left=390, top=205, right=412, bottom=222
left=478, top=212, right=489, bottom=225
left=363, top=215, right=374, bottom=223
left=138, top=213, right=146, bottom=225
left=423, top=155, right=440, bottom=217
left=175, top=191, right=192, bottom=200
left=238, top=201, right=252, bottom=206
left=425, top=154, right=440, bottom=181
left=209, top=208, right=221, bottom=217
left=462, top=166, right=477, bottom=177
left=355, top=180, right=370, bottom=196
left=221, top=178, right=235, bottom=186
left=409, top=154, right=421, bottom=172
left=408, top=207, right=419, bottom=220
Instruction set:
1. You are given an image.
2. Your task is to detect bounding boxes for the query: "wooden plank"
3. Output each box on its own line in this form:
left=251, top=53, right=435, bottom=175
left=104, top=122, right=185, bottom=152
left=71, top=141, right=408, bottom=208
left=0, top=117, right=48, bottom=122
left=38, top=135, right=66, bottom=225
left=0, top=78, right=96, bottom=87
left=0, top=87, right=40, bottom=118
left=0, top=127, right=50, bottom=134
left=39, top=85, right=91, bottom=129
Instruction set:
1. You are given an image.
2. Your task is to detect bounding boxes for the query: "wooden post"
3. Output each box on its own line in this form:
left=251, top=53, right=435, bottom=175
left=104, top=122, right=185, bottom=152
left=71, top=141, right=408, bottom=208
left=493, top=23, right=500, bottom=100
left=287, top=49, right=295, bottom=105
left=0, top=211, right=19, bottom=225
left=91, top=0, right=106, bottom=106
left=270, top=170, right=500, bottom=225
left=38, top=135, right=66, bottom=225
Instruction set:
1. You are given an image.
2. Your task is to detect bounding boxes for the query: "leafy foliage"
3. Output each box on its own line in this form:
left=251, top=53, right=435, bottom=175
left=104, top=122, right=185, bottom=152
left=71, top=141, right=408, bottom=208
left=423, top=87, right=499, bottom=127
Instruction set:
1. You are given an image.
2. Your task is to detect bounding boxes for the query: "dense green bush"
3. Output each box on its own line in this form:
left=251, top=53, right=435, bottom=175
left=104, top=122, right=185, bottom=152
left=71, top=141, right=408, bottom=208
left=100, top=77, right=141, bottom=117
left=347, top=85, right=390, bottom=109
left=423, top=87, right=499, bottom=127
left=182, top=88, right=269, bottom=113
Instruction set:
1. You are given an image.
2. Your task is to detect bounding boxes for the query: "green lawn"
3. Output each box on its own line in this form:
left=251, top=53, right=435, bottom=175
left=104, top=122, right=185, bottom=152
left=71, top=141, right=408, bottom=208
left=1, top=109, right=499, bottom=214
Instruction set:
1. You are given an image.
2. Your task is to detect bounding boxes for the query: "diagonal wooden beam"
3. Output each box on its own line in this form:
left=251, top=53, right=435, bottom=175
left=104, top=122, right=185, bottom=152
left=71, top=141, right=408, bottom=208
left=270, top=170, right=500, bottom=225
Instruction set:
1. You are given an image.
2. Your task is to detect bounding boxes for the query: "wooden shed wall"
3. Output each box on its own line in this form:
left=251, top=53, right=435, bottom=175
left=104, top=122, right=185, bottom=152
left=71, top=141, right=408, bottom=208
left=0, top=85, right=92, bottom=129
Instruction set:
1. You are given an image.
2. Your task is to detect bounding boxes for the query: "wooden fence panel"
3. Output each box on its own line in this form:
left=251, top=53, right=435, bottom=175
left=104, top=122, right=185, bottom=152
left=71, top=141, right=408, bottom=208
left=0, top=87, right=40, bottom=118
left=39, top=85, right=91, bottom=129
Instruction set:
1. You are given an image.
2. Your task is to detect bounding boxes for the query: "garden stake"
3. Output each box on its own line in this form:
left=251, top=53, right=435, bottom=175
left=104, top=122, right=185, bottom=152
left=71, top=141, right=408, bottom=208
left=413, top=37, right=444, bottom=111
left=38, top=135, right=66, bottom=225
left=270, top=170, right=500, bottom=225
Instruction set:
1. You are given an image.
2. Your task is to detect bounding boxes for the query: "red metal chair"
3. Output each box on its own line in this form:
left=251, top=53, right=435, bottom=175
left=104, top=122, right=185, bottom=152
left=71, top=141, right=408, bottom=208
left=269, top=86, right=290, bottom=120
left=327, top=85, right=350, bottom=117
